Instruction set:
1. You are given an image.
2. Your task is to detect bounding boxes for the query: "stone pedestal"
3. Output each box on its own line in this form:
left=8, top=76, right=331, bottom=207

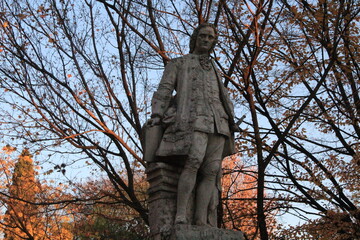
left=146, top=162, right=245, bottom=240
left=147, top=162, right=197, bottom=239
left=146, top=162, right=182, bottom=240
left=170, top=225, right=245, bottom=240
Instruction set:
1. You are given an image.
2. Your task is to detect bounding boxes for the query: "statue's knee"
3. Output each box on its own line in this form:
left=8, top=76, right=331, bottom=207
left=201, top=161, right=221, bottom=177
left=183, top=158, right=202, bottom=173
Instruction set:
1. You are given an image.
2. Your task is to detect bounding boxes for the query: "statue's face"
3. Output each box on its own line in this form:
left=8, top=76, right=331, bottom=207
left=194, top=26, right=216, bottom=54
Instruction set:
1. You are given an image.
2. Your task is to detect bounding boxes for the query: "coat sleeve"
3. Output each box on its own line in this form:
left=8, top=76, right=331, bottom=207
left=151, top=60, right=178, bottom=119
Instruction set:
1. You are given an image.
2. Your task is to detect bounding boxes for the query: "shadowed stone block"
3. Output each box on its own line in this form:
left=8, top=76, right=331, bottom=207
left=170, top=225, right=245, bottom=240
left=146, top=162, right=245, bottom=240
left=146, top=162, right=182, bottom=240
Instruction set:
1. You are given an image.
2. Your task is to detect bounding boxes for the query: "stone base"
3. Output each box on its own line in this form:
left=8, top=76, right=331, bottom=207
left=146, top=162, right=245, bottom=240
left=169, top=225, right=245, bottom=240
left=146, top=162, right=182, bottom=239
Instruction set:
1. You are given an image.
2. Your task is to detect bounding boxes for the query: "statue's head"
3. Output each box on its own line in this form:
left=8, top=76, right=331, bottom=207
left=189, top=23, right=218, bottom=54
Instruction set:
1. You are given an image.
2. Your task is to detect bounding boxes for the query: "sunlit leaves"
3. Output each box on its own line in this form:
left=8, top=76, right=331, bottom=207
left=0, top=0, right=359, bottom=238
left=2, top=21, right=9, bottom=28
left=222, top=155, right=278, bottom=238
left=0, top=148, right=73, bottom=239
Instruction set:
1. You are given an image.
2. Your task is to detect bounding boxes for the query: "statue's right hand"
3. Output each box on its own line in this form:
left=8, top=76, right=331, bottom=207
left=148, top=116, right=161, bottom=126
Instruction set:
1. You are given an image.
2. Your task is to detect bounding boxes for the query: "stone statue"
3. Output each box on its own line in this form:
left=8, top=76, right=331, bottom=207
left=147, top=23, right=238, bottom=228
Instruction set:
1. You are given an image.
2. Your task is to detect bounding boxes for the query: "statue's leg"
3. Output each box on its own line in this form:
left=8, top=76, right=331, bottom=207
left=194, top=134, right=225, bottom=226
left=207, top=181, right=219, bottom=227
left=175, top=131, right=208, bottom=224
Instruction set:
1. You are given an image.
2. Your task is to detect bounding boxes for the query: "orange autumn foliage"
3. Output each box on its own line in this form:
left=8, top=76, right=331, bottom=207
left=0, top=146, right=73, bottom=240
left=222, top=155, right=277, bottom=239
left=70, top=171, right=150, bottom=239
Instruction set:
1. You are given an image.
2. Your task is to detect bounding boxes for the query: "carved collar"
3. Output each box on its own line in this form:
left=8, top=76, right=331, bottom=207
left=194, top=54, right=212, bottom=71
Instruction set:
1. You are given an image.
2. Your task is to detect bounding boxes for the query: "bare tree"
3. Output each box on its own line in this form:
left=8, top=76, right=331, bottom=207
left=0, top=0, right=359, bottom=239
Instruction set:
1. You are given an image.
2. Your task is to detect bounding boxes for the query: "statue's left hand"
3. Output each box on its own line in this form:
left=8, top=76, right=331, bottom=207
left=148, top=116, right=161, bottom=126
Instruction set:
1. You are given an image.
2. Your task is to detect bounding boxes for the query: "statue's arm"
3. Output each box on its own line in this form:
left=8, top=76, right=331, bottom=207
left=151, top=60, right=177, bottom=123
left=217, top=74, right=239, bottom=132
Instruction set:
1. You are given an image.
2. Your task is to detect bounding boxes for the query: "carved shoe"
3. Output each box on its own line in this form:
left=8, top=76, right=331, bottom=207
left=174, top=215, right=187, bottom=224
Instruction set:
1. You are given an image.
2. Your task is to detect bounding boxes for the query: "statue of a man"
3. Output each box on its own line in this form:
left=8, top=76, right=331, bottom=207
left=149, top=23, right=238, bottom=226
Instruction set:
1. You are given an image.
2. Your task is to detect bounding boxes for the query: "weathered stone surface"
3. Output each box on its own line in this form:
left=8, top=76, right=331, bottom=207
left=146, top=162, right=181, bottom=201
left=146, top=162, right=180, bottom=239
left=169, top=225, right=245, bottom=240
left=145, top=24, right=244, bottom=239
left=147, top=162, right=198, bottom=240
